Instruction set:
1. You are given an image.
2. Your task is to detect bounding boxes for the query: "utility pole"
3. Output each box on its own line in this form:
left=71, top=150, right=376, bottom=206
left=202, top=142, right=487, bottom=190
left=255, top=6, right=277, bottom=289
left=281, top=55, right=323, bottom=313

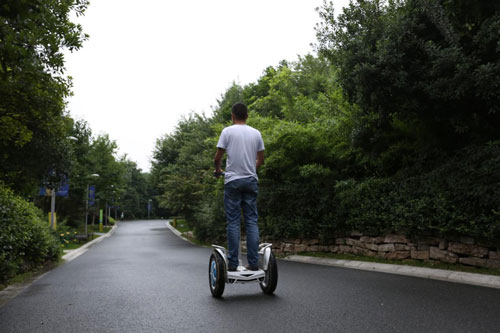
left=50, top=188, right=56, bottom=229
left=85, top=185, right=89, bottom=235
left=148, top=199, right=152, bottom=219
left=85, top=174, right=99, bottom=236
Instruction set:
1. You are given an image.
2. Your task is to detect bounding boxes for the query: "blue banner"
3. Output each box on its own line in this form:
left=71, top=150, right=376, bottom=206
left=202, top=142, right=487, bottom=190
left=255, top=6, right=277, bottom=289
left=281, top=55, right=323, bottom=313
left=88, top=185, right=96, bottom=206
left=39, top=183, right=69, bottom=197
left=56, top=183, right=69, bottom=197
left=39, top=187, right=47, bottom=196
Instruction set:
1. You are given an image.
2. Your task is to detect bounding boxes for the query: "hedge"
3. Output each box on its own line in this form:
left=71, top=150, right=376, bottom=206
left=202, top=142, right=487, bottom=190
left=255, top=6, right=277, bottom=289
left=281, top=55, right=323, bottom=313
left=334, top=142, right=500, bottom=243
left=186, top=142, right=499, bottom=246
left=255, top=142, right=500, bottom=243
left=0, top=185, right=61, bottom=283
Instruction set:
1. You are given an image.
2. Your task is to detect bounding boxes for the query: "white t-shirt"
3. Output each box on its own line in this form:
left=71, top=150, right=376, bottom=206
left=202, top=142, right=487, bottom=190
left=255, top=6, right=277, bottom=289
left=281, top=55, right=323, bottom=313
left=217, top=124, right=265, bottom=184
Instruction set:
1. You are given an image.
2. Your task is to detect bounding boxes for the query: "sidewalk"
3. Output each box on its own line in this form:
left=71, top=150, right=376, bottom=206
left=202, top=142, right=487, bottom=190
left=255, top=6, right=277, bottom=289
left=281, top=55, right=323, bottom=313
left=165, top=220, right=500, bottom=290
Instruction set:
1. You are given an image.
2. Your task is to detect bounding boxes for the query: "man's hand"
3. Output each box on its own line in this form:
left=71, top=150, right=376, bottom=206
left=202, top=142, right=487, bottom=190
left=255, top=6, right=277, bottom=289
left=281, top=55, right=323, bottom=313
left=214, top=148, right=225, bottom=178
left=256, top=150, right=265, bottom=169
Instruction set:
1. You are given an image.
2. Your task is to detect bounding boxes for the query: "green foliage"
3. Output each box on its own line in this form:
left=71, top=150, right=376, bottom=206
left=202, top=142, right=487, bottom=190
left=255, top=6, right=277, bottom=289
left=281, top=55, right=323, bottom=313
left=119, top=160, right=151, bottom=219
left=35, top=122, right=136, bottom=228
left=212, top=83, right=245, bottom=123
left=89, top=134, right=126, bottom=204
left=0, top=0, right=89, bottom=195
left=151, top=0, right=500, bottom=246
left=0, top=1, right=157, bottom=283
left=335, top=142, right=500, bottom=242
left=153, top=113, right=215, bottom=221
left=192, top=181, right=226, bottom=243
left=152, top=56, right=362, bottom=242
left=0, top=184, right=60, bottom=283
left=316, top=0, right=500, bottom=155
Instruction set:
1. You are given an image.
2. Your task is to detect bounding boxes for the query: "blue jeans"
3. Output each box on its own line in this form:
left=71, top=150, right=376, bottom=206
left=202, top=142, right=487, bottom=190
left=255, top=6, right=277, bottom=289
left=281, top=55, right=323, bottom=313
left=224, top=177, right=259, bottom=268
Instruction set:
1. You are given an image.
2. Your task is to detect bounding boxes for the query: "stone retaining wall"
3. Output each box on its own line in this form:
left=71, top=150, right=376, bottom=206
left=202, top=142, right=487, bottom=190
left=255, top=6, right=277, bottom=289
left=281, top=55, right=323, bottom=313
left=244, top=233, right=500, bottom=270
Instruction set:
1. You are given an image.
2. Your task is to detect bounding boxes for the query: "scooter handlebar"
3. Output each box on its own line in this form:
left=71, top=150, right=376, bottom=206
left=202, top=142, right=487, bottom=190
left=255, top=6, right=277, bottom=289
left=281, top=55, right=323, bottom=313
left=213, top=171, right=225, bottom=178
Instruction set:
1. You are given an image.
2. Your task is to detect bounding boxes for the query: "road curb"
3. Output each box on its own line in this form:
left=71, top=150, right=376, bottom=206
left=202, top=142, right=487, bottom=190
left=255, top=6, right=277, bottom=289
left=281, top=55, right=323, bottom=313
left=164, top=220, right=191, bottom=243
left=163, top=222, right=500, bottom=290
left=284, top=255, right=500, bottom=290
left=62, top=224, right=118, bottom=262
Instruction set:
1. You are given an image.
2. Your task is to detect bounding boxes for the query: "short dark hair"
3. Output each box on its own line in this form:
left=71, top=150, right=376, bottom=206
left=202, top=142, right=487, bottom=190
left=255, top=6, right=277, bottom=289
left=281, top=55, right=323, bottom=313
left=231, top=103, right=248, bottom=121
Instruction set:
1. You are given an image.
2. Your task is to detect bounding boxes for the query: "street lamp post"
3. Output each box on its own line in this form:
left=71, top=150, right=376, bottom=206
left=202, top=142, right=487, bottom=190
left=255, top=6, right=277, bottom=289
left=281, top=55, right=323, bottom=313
left=148, top=199, right=152, bottom=219
left=106, top=185, right=114, bottom=226
left=48, top=166, right=59, bottom=230
left=111, top=186, right=116, bottom=224
left=50, top=188, right=56, bottom=229
left=85, top=174, right=99, bottom=236
left=49, top=135, right=78, bottom=230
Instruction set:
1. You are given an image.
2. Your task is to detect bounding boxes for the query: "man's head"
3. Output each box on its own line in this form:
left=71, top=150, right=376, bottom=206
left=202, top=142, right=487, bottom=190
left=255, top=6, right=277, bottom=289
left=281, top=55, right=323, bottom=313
left=231, top=103, right=248, bottom=122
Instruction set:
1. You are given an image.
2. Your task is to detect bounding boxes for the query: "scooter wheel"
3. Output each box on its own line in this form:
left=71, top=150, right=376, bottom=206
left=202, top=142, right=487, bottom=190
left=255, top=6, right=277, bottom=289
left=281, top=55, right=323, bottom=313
left=209, top=252, right=225, bottom=298
left=260, top=251, right=278, bottom=294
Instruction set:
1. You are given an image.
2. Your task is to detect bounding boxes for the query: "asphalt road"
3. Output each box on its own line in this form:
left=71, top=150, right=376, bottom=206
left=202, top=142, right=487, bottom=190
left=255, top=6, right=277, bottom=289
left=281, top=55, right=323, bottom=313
left=1, top=220, right=500, bottom=332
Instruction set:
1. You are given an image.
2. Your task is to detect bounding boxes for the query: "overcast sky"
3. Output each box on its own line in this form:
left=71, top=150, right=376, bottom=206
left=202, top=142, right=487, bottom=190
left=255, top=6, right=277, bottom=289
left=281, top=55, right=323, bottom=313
left=64, top=0, right=350, bottom=172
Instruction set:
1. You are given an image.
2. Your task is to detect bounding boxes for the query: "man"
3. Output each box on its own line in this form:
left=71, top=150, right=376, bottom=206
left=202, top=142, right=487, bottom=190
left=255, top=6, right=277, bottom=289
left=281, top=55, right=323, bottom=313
left=214, top=102, right=265, bottom=271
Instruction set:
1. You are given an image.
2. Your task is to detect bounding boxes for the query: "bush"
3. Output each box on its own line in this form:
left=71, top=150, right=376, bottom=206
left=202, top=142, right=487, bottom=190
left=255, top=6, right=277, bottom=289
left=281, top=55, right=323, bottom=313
left=0, top=185, right=61, bottom=283
left=335, top=142, right=500, bottom=243
left=191, top=182, right=226, bottom=243
left=255, top=119, right=352, bottom=240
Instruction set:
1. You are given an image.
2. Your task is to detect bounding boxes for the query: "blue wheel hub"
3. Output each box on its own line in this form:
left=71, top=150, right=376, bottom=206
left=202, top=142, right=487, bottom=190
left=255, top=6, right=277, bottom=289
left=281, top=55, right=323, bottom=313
left=210, top=260, right=217, bottom=288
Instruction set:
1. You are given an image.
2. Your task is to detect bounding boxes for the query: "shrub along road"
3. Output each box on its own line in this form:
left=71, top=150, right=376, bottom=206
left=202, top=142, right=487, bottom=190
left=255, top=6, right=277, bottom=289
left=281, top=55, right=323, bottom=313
left=1, top=220, right=499, bottom=332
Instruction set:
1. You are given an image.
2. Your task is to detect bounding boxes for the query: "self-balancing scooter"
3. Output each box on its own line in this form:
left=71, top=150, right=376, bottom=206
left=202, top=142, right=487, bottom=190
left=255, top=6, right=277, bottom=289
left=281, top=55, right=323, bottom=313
left=209, top=242, right=278, bottom=298
left=209, top=171, right=278, bottom=297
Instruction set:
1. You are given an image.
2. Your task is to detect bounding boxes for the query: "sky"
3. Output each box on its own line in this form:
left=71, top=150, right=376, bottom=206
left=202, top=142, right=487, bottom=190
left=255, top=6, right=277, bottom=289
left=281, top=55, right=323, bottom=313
left=64, top=0, right=350, bottom=172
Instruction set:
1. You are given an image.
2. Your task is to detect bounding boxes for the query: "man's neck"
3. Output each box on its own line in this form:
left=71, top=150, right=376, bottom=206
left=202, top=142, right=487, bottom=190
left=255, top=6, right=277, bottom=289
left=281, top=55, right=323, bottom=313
left=233, top=120, right=246, bottom=125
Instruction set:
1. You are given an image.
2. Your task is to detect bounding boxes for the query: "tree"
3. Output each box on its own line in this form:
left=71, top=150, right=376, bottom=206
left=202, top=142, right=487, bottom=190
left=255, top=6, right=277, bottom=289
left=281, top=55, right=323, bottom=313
left=316, top=0, right=500, bottom=158
left=120, top=160, right=151, bottom=219
left=153, top=114, right=214, bottom=222
left=149, top=1, right=500, bottom=244
left=0, top=0, right=89, bottom=195
left=212, top=83, right=245, bottom=123
left=151, top=54, right=361, bottom=241
left=44, top=118, right=94, bottom=227
left=89, top=135, right=126, bottom=210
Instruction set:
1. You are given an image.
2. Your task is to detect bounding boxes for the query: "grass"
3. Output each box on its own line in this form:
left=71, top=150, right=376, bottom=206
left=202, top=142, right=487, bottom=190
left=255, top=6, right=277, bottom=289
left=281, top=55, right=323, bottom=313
left=174, top=223, right=191, bottom=233
left=186, top=236, right=212, bottom=247
left=170, top=220, right=212, bottom=247
left=58, top=224, right=112, bottom=251
left=62, top=242, right=83, bottom=250
left=61, top=234, right=102, bottom=250
left=85, top=225, right=113, bottom=234
left=298, top=251, right=500, bottom=277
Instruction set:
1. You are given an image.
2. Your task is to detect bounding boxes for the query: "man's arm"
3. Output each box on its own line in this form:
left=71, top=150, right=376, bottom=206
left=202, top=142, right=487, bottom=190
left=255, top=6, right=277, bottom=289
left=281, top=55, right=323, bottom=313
left=214, top=148, right=225, bottom=177
left=256, top=150, right=264, bottom=169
